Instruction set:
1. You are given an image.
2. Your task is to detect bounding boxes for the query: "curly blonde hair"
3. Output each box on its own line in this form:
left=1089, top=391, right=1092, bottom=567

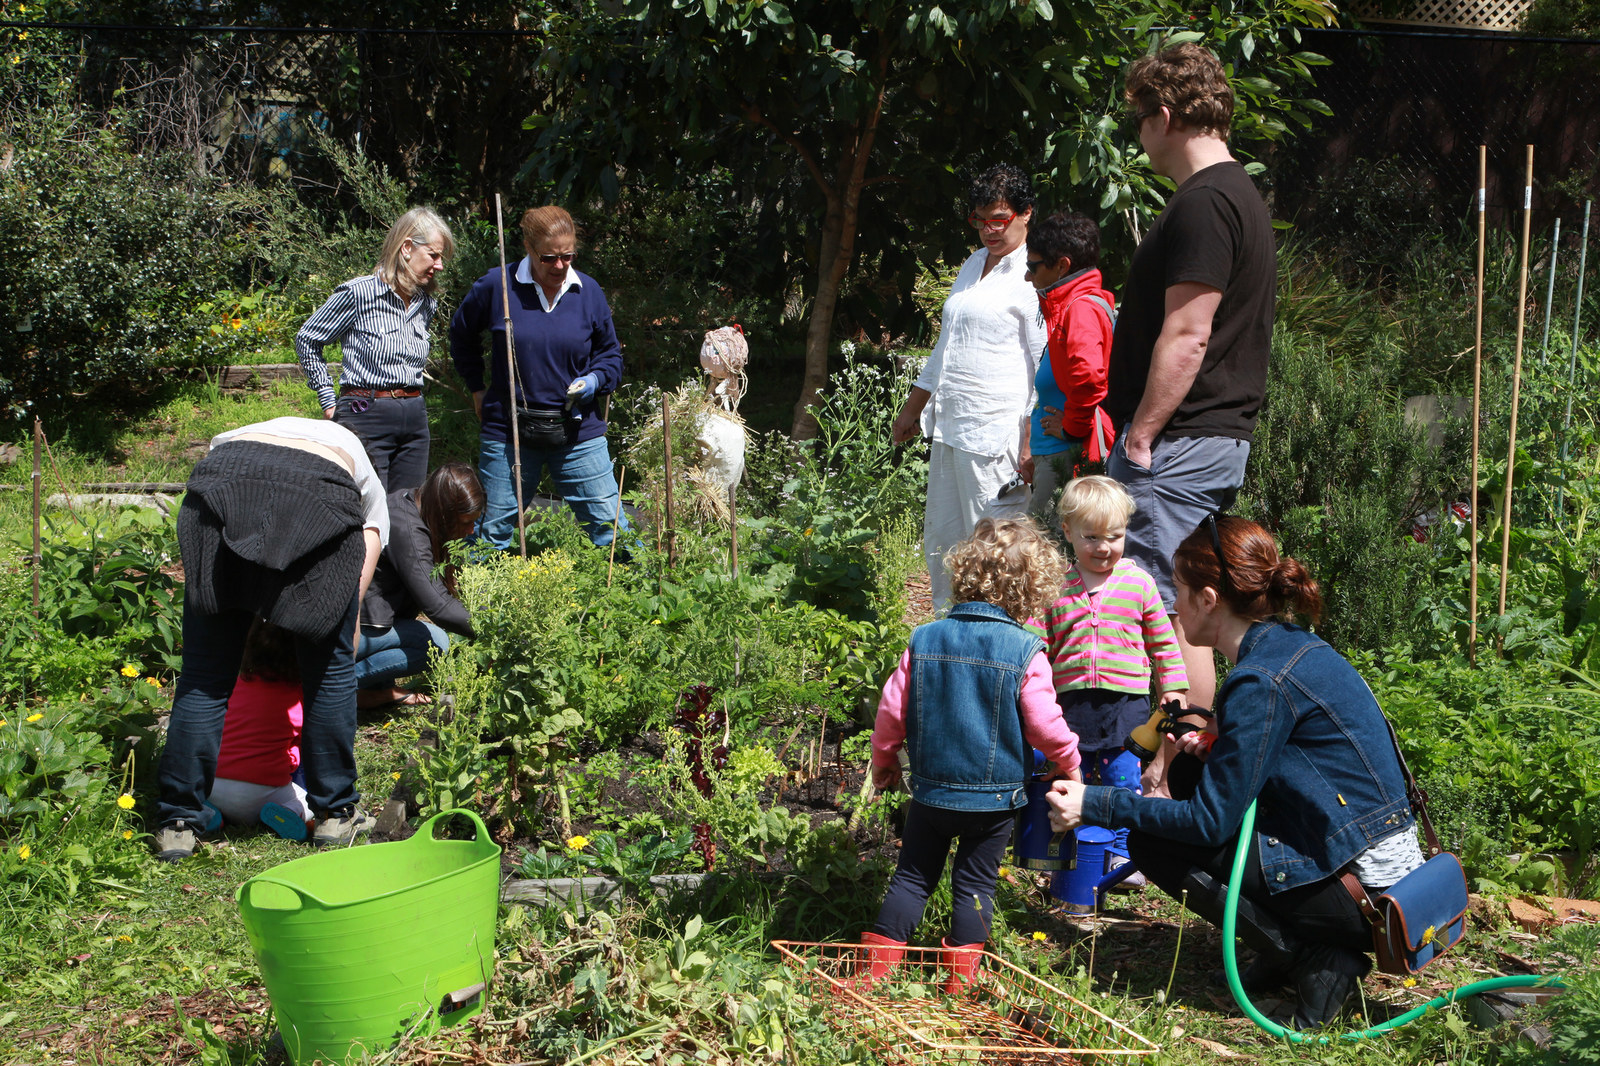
left=946, top=517, right=1066, bottom=623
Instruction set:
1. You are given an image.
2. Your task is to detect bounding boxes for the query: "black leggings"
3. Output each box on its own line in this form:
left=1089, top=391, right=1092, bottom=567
left=873, top=801, right=1015, bottom=946
left=1129, top=756, right=1371, bottom=953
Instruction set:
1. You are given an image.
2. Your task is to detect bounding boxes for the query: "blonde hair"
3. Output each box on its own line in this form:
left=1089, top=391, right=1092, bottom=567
left=946, top=517, right=1066, bottom=623
left=1057, top=475, right=1136, bottom=533
left=520, top=205, right=578, bottom=253
left=375, top=207, right=454, bottom=298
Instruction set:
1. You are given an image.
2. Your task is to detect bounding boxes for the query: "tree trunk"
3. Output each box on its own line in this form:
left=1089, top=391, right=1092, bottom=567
left=790, top=73, right=889, bottom=440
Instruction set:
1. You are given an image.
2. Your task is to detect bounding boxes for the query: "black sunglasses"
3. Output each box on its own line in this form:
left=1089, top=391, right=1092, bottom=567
left=538, top=252, right=576, bottom=264
left=1206, top=513, right=1235, bottom=596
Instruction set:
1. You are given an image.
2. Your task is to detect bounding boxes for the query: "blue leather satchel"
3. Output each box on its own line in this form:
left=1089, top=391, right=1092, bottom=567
left=1339, top=714, right=1470, bottom=975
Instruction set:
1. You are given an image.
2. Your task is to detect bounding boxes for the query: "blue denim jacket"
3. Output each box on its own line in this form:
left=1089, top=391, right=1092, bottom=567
left=905, top=601, right=1045, bottom=812
left=1080, top=620, right=1414, bottom=892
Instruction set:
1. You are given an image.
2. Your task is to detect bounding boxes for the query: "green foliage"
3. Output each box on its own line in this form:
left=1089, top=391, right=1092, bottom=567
left=2, top=508, right=183, bottom=704
left=1239, top=332, right=1462, bottom=653
left=0, top=114, right=261, bottom=420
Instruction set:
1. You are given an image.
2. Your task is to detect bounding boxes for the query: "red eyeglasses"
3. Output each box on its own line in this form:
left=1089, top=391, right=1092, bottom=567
left=967, top=210, right=1018, bottom=232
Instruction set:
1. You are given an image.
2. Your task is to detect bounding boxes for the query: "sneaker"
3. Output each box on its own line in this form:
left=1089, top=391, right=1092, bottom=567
left=260, top=802, right=309, bottom=841
left=312, top=807, right=376, bottom=847
left=155, top=820, right=199, bottom=863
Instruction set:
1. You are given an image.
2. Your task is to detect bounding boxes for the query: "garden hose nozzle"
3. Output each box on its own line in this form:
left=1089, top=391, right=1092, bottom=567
left=1125, top=700, right=1213, bottom=763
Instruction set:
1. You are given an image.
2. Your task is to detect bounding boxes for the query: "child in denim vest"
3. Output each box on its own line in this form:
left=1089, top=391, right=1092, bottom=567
left=1036, top=477, right=1188, bottom=884
left=859, top=517, right=1084, bottom=991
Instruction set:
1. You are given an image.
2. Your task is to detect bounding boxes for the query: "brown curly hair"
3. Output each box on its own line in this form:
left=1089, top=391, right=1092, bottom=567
left=1172, top=515, right=1323, bottom=624
left=1125, top=42, right=1235, bottom=140
left=946, top=517, right=1067, bottom=623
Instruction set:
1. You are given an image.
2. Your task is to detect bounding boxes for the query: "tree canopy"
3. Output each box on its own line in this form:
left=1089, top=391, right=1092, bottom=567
left=529, top=0, right=1335, bottom=437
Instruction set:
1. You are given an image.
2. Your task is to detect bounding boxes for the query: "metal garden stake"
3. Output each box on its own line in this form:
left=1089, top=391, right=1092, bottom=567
left=1558, top=200, right=1592, bottom=519
left=1541, top=216, right=1560, bottom=364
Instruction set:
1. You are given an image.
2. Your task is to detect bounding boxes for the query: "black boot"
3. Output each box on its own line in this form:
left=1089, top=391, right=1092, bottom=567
left=1291, top=943, right=1370, bottom=1029
left=1181, top=871, right=1301, bottom=996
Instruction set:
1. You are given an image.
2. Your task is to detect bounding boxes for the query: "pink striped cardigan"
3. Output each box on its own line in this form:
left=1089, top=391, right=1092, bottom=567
left=1032, top=560, right=1189, bottom=696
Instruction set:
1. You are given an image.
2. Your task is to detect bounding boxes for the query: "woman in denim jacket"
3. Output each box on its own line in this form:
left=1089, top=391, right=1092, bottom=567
left=1047, top=516, right=1423, bottom=1029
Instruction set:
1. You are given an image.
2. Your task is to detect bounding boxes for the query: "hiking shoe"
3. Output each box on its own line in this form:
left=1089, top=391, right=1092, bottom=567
left=155, top=820, right=200, bottom=863
left=312, top=807, right=376, bottom=847
left=260, top=802, right=309, bottom=841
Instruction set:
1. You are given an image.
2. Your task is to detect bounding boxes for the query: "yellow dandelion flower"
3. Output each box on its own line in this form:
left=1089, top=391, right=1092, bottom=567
left=26, top=713, right=43, bottom=723
left=1032, top=931, right=1047, bottom=942
left=11, top=55, right=21, bottom=66
left=117, top=934, right=132, bottom=943
left=0, top=719, right=7, bottom=727
left=566, top=835, right=589, bottom=850
left=17, top=30, right=28, bottom=40
left=121, top=664, right=139, bottom=678
left=391, top=772, right=401, bottom=781
left=145, top=677, right=161, bottom=688
left=17, top=845, right=30, bottom=860
left=650, top=618, right=662, bottom=625
left=1403, top=976, right=1418, bottom=988
left=122, top=830, right=133, bottom=840
left=803, top=528, right=814, bottom=537
left=998, top=865, right=1011, bottom=878
left=117, top=794, right=135, bottom=810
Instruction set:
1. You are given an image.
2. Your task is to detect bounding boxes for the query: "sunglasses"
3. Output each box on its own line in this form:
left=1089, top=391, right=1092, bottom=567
left=1025, top=258, right=1048, bottom=273
left=1206, top=513, right=1235, bottom=596
left=538, top=252, right=576, bottom=264
left=1131, top=106, right=1164, bottom=127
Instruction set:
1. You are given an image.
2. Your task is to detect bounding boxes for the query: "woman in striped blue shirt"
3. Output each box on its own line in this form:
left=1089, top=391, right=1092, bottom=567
left=296, top=207, right=456, bottom=491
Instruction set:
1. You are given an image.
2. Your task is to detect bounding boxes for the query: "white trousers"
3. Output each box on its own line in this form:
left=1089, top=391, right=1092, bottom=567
left=924, top=441, right=1029, bottom=612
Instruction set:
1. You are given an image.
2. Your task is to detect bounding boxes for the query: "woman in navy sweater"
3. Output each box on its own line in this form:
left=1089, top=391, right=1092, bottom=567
left=449, top=206, right=629, bottom=550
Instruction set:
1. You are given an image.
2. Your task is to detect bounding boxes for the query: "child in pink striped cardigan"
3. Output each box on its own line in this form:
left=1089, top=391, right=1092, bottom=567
left=1036, top=477, right=1188, bottom=827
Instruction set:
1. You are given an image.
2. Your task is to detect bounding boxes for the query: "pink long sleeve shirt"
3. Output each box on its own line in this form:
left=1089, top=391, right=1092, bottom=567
left=871, top=649, right=1082, bottom=775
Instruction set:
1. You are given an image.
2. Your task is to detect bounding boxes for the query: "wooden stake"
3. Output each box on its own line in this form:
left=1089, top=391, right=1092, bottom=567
left=495, top=194, right=527, bottom=559
left=661, top=393, right=678, bottom=569
left=728, top=483, right=739, bottom=579
left=1469, top=146, right=1486, bottom=662
left=1498, top=145, right=1535, bottom=625
left=607, top=467, right=626, bottom=588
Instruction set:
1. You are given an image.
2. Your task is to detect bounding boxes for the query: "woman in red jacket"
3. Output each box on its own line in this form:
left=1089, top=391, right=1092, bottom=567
left=1021, top=212, right=1117, bottom=524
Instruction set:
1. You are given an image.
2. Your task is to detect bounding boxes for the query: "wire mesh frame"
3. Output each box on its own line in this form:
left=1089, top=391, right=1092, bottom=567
left=770, top=940, right=1159, bottom=1065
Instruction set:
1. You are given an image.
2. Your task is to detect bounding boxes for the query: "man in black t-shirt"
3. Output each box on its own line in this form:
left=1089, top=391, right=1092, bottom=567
left=1104, top=43, right=1275, bottom=722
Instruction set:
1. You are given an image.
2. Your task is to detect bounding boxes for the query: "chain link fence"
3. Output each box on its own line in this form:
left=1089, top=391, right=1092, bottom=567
left=1270, top=27, right=1600, bottom=248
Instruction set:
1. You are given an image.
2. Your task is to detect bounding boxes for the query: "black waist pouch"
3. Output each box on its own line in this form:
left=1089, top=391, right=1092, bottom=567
left=516, top=406, right=574, bottom=449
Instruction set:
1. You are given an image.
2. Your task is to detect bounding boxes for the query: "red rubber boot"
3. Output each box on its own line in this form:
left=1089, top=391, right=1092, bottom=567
left=848, top=931, right=907, bottom=991
left=940, top=937, right=985, bottom=995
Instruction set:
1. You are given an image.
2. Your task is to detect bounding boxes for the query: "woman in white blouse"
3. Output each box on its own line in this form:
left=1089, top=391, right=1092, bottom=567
left=892, top=164, right=1045, bottom=611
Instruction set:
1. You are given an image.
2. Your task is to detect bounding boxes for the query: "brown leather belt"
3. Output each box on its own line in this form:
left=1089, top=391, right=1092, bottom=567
left=340, top=386, right=422, bottom=399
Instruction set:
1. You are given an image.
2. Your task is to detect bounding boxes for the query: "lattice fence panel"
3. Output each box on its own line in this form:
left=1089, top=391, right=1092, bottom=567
left=1345, top=0, right=1533, bottom=32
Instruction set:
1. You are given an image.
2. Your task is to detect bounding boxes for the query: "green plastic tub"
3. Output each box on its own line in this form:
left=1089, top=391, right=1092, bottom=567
left=236, top=809, right=501, bottom=1066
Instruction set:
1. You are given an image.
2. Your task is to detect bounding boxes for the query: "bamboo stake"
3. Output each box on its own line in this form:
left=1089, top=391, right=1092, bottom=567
left=1497, top=146, right=1535, bottom=625
left=661, top=394, right=678, bottom=569
left=31, top=416, right=41, bottom=618
left=1540, top=216, right=1560, bottom=364
left=607, top=467, right=626, bottom=588
left=1469, top=147, right=1487, bottom=662
left=1558, top=200, right=1592, bottom=519
left=495, top=194, right=527, bottom=559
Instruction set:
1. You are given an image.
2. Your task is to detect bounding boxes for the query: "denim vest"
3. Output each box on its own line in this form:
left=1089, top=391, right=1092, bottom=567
left=1081, top=620, right=1415, bottom=892
left=905, top=601, right=1045, bottom=812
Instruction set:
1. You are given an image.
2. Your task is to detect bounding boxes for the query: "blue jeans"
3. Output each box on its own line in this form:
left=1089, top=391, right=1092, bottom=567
left=157, top=594, right=361, bottom=825
left=354, top=618, right=449, bottom=689
left=476, top=434, right=630, bottom=549
left=873, top=800, right=1015, bottom=945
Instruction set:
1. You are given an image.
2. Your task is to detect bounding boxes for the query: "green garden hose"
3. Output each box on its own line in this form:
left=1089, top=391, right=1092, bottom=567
left=1221, top=800, right=1568, bottom=1043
